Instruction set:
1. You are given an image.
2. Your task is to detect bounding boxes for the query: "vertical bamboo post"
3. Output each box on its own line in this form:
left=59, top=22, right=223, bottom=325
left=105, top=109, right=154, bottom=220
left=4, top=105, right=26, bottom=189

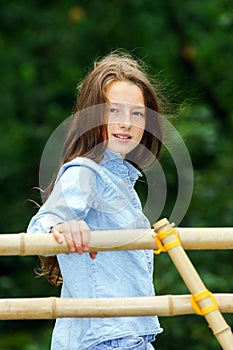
left=153, top=218, right=233, bottom=350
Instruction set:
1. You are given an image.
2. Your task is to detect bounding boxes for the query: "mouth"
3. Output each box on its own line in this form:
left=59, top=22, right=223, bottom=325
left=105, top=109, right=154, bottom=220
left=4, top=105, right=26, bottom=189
left=112, top=133, right=132, bottom=141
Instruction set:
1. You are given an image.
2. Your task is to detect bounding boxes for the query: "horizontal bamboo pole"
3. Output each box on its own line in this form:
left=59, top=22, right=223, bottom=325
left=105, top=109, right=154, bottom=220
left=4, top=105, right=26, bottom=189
left=0, top=294, right=232, bottom=320
left=0, top=227, right=233, bottom=256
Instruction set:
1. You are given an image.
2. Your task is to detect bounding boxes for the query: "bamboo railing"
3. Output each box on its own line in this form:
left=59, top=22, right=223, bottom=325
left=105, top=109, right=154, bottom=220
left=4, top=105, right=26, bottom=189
left=0, top=294, right=232, bottom=320
left=153, top=219, right=233, bottom=350
left=0, top=219, right=233, bottom=349
left=0, top=227, right=233, bottom=256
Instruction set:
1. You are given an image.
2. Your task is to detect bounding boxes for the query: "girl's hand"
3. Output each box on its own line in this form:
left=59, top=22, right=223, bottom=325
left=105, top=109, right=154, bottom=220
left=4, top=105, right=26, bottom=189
left=50, top=220, right=97, bottom=259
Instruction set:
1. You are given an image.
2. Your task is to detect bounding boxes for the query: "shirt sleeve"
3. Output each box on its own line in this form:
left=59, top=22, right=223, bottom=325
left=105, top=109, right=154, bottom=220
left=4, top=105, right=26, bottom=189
left=27, top=165, right=97, bottom=234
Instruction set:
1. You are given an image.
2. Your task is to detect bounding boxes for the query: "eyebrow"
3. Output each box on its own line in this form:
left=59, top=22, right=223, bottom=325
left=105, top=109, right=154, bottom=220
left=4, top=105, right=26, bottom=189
left=109, top=102, right=145, bottom=109
left=132, top=105, right=145, bottom=109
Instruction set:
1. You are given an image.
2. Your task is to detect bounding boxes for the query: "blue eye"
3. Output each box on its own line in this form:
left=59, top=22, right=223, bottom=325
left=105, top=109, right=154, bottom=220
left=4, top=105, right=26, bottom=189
left=110, top=108, right=119, bottom=113
left=132, top=111, right=144, bottom=117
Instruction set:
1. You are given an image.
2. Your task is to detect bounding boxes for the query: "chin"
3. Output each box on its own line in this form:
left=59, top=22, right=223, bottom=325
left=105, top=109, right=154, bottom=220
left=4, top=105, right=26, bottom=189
left=108, top=145, right=134, bottom=155
left=108, top=140, right=138, bottom=154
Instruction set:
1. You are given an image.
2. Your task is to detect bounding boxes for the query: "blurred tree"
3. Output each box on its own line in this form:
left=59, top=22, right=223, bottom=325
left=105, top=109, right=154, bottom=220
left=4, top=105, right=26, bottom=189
left=0, top=0, right=232, bottom=349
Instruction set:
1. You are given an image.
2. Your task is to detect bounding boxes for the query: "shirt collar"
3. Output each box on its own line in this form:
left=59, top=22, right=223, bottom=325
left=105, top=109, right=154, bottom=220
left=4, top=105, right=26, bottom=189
left=100, top=149, right=142, bottom=184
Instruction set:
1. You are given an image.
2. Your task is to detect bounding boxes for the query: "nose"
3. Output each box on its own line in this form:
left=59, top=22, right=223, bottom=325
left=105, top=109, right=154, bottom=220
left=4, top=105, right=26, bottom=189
left=119, top=110, right=132, bottom=129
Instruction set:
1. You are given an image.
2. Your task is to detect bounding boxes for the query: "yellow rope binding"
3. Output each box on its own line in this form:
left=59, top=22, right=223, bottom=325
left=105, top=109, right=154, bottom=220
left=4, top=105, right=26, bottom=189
left=190, top=290, right=219, bottom=316
left=154, top=228, right=181, bottom=255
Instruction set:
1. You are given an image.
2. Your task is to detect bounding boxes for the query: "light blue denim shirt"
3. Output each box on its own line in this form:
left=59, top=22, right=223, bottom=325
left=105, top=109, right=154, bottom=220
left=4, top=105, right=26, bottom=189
left=27, top=149, right=163, bottom=349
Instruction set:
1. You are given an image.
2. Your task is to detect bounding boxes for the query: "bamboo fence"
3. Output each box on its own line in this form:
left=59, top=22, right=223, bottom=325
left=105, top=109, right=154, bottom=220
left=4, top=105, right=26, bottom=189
left=0, top=227, right=233, bottom=256
left=0, top=294, right=232, bottom=320
left=0, top=220, right=232, bottom=349
left=153, top=218, right=233, bottom=350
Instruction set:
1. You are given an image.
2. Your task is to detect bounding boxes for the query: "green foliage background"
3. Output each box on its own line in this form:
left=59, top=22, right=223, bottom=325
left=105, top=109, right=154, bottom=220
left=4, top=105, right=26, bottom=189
left=0, top=0, right=232, bottom=349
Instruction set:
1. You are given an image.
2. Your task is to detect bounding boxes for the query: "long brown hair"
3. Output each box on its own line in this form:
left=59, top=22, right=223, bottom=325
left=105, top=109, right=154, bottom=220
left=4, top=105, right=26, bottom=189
left=38, top=51, right=164, bottom=285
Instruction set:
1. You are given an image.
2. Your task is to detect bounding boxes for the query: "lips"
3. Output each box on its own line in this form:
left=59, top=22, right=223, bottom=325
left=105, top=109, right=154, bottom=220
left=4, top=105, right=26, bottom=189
left=113, top=133, right=132, bottom=140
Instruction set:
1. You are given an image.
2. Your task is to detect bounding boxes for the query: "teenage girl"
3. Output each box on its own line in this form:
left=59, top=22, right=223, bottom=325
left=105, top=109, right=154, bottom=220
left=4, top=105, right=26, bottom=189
left=27, top=52, right=163, bottom=349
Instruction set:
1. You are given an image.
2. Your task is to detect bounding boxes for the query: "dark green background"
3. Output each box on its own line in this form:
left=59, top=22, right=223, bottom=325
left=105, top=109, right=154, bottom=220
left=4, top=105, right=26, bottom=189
left=0, top=1, right=232, bottom=349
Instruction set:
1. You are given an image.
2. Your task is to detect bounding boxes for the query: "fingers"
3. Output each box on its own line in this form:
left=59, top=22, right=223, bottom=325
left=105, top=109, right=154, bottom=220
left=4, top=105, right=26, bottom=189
left=51, top=226, right=64, bottom=244
left=50, top=221, right=95, bottom=257
left=79, top=220, right=91, bottom=253
left=62, top=221, right=82, bottom=253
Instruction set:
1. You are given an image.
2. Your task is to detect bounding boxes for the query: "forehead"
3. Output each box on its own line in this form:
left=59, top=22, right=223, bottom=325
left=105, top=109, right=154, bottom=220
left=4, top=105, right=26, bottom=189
left=105, top=81, right=145, bottom=107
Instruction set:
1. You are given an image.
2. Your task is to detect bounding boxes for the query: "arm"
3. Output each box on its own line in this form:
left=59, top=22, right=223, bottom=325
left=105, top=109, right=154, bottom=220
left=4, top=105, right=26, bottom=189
left=27, top=164, right=97, bottom=258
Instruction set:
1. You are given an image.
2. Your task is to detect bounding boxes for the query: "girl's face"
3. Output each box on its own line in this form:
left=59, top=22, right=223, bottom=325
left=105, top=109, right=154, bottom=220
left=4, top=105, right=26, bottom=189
left=106, top=81, right=145, bottom=157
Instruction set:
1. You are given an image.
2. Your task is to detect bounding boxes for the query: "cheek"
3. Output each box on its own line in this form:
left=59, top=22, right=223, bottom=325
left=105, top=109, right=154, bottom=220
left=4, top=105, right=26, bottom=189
left=137, top=129, right=145, bottom=142
left=107, top=123, right=114, bottom=135
left=134, top=124, right=145, bottom=141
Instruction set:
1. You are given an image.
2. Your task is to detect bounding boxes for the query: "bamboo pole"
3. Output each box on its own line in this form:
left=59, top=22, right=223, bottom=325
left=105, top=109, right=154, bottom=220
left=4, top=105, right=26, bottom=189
left=153, top=219, right=233, bottom=350
left=0, top=227, right=233, bottom=256
left=0, top=294, right=232, bottom=320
